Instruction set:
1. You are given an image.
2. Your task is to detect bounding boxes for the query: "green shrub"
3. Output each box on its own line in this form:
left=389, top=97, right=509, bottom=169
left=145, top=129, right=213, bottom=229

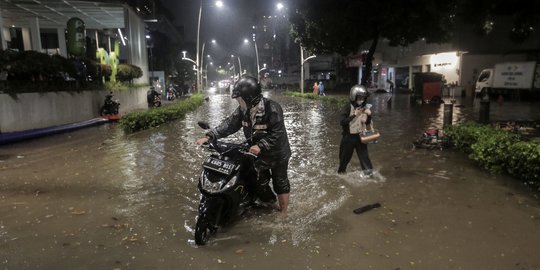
left=444, top=122, right=540, bottom=185
left=444, top=123, right=498, bottom=154
left=469, top=130, right=520, bottom=173
left=0, top=50, right=17, bottom=72
left=117, top=64, right=143, bottom=82
left=120, top=94, right=204, bottom=133
left=506, top=141, right=540, bottom=183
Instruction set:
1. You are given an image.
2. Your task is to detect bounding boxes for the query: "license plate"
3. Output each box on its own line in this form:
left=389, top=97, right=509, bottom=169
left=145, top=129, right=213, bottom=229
left=203, top=157, right=236, bottom=175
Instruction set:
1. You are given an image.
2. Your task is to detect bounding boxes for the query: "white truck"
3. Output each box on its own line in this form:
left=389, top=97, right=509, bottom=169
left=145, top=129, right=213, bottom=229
left=475, top=61, right=540, bottom=97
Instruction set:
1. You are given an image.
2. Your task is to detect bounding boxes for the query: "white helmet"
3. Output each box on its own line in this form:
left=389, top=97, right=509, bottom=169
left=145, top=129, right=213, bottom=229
left=349, top=84, right=369, bottom=102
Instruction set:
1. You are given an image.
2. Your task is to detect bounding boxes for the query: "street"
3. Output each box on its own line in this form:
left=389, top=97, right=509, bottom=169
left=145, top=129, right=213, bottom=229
left=1, top=92, right=539, bottom=270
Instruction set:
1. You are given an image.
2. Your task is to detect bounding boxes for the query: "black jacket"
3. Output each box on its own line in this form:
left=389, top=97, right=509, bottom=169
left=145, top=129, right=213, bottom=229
left=340, top=102, right=372, bottom=136
left=207, top=97, right=291, bottom=162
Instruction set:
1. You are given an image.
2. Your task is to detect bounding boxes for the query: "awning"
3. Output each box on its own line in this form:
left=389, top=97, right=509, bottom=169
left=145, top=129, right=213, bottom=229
left=0, top=0, right=126, bottom=29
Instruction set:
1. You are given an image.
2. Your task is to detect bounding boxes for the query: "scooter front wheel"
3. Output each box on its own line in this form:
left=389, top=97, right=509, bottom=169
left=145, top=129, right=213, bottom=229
left=195, top=218, right=214, bottom=246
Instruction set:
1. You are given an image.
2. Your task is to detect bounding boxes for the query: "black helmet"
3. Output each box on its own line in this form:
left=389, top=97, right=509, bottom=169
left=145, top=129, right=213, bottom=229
left=349, top=84, right=369, bottom=102
left=231, top=76, right=262, bottom=105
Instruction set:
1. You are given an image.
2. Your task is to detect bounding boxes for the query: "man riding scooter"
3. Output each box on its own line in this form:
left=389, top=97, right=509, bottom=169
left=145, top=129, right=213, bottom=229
left=196, top=76, right=291, bottom=215
left=147, top=87, right=161, bottom=108
left=100, top=91, right=120, bottom=115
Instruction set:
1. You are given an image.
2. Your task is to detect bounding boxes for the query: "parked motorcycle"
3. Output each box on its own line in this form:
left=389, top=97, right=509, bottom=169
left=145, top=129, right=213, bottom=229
left=194, top=121, right=270, bottom=246
left=100, top=93, right=120, bottom=115
left=413, top=128, right=450, bottom=150
left=147, top=88, right=162, bottom=108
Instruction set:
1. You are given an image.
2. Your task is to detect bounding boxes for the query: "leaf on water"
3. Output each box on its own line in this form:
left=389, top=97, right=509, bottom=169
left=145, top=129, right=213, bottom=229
left=12, top=202, right=28, bottom=205
left=122, top=235, right=138, bottom=242
left=101, top=224, right=128, bottom=229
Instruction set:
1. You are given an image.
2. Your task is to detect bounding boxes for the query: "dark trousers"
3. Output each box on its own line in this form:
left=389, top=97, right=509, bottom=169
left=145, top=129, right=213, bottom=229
left=254, top=157, right=290, bottom=202
left=338, top=134, right=373, bottom=173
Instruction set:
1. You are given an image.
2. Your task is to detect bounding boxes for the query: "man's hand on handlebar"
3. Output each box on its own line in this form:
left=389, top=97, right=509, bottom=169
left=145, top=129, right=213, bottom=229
left=249, top=145, right=261, bottom=155
left=196, top=137, right=209, bottom=145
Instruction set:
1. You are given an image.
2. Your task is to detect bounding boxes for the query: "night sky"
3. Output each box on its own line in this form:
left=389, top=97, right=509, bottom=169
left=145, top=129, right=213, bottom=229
left=160, top=0, right=287, bottom=61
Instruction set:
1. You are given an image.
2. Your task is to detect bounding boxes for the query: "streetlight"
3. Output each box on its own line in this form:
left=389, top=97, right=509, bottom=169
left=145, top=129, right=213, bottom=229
left=243, top=37, right=260, bottom=80
left=181, top=51, right=197, bottom=65
left=181, top=51, right=198, bottom=82
left=300, top=46, right=316, bottom=93
left=259, top=63, right=267, bottom=73
left=196, top=1, right=224, bottom=93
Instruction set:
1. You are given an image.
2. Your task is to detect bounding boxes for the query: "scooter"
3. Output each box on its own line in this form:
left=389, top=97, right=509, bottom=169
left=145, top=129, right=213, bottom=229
left=413, top=128, right=449, bottom=150
left=100, top=93, right=120, bottom=115
left=147, top=94, right=161, bottom=108
left=194, top=121, right=264, bottom=246
left=166, top=88, right=176, bottom=101
left=152, top=94, right=162, bottom=107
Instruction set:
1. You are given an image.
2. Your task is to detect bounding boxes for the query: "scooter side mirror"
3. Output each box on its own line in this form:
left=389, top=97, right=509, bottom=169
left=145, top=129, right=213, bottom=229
left=197, top=121, right=210, bottom=130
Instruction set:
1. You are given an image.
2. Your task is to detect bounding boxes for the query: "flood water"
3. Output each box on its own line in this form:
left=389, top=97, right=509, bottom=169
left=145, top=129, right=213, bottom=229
left=1, top=92, right=539, bottom=270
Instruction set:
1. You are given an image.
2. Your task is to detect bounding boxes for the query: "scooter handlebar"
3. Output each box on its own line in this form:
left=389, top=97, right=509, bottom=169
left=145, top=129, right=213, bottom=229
left=199, top=139, right=256, bottom=158
left=239, top=151, right=258, bottom=158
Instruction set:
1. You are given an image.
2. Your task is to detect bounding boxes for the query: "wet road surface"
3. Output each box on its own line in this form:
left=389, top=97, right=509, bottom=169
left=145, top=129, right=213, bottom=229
left=1, top=92, right=539, bottom=270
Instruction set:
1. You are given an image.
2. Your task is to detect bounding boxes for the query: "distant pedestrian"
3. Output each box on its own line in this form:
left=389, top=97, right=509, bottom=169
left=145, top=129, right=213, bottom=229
left=497, top=93, right=504, bottom=107
left=318, top=81, right=325, bottom=96
left=312, top=82, right=319, bottom=95
left=386, top=78, right=394, bottom=93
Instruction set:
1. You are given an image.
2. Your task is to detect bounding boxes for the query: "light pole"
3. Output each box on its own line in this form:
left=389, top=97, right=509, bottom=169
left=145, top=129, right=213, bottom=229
left=254, top=40, right=260, bottom=80
left=200, top=40, right=216, bottom=90
left=300, top=46, right=316, bottom=94
left=231, top=54, right=241, bottom=79
left=203, top=56, right=212, bottom=89
left=227, top=62, right=236, bottom=80
left=196, top=1, right=223, bottom=93
left=244, top=38, right=260, bottom=80
left=196, top=2, right=202, bottom=92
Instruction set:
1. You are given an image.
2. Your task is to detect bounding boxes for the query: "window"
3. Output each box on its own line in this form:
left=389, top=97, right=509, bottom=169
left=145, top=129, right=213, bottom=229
left=477, top=70, right=491, bottom=82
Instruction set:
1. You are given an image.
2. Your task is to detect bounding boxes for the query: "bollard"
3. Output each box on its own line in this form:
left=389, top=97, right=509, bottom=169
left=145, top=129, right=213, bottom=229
left=443, top=103, right=453, bottom=127
left=479, top=100, right=490, bottom=124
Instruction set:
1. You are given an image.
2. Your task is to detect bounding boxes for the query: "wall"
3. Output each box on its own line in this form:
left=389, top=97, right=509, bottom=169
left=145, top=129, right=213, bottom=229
left=0, top=87, right=148, bottom=133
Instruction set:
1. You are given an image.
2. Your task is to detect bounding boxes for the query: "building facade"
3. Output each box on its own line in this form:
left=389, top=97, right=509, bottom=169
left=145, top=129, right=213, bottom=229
left=0, top=0, right=149, bottom=84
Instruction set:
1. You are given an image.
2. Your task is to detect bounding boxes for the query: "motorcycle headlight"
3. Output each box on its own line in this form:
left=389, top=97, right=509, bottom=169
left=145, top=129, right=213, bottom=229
left=200, top=172, right=237, bottom=193
left=223, top=176, right=237, bottom=190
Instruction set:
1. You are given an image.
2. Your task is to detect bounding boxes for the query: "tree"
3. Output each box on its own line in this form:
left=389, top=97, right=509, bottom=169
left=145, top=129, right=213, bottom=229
left=289, top=0, right=540, bottom=87
left=455, top=0, right=540, bottom=43
left=149, top=30, right=196, bottom=86
left=289, top=0, right=456, bottom=86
